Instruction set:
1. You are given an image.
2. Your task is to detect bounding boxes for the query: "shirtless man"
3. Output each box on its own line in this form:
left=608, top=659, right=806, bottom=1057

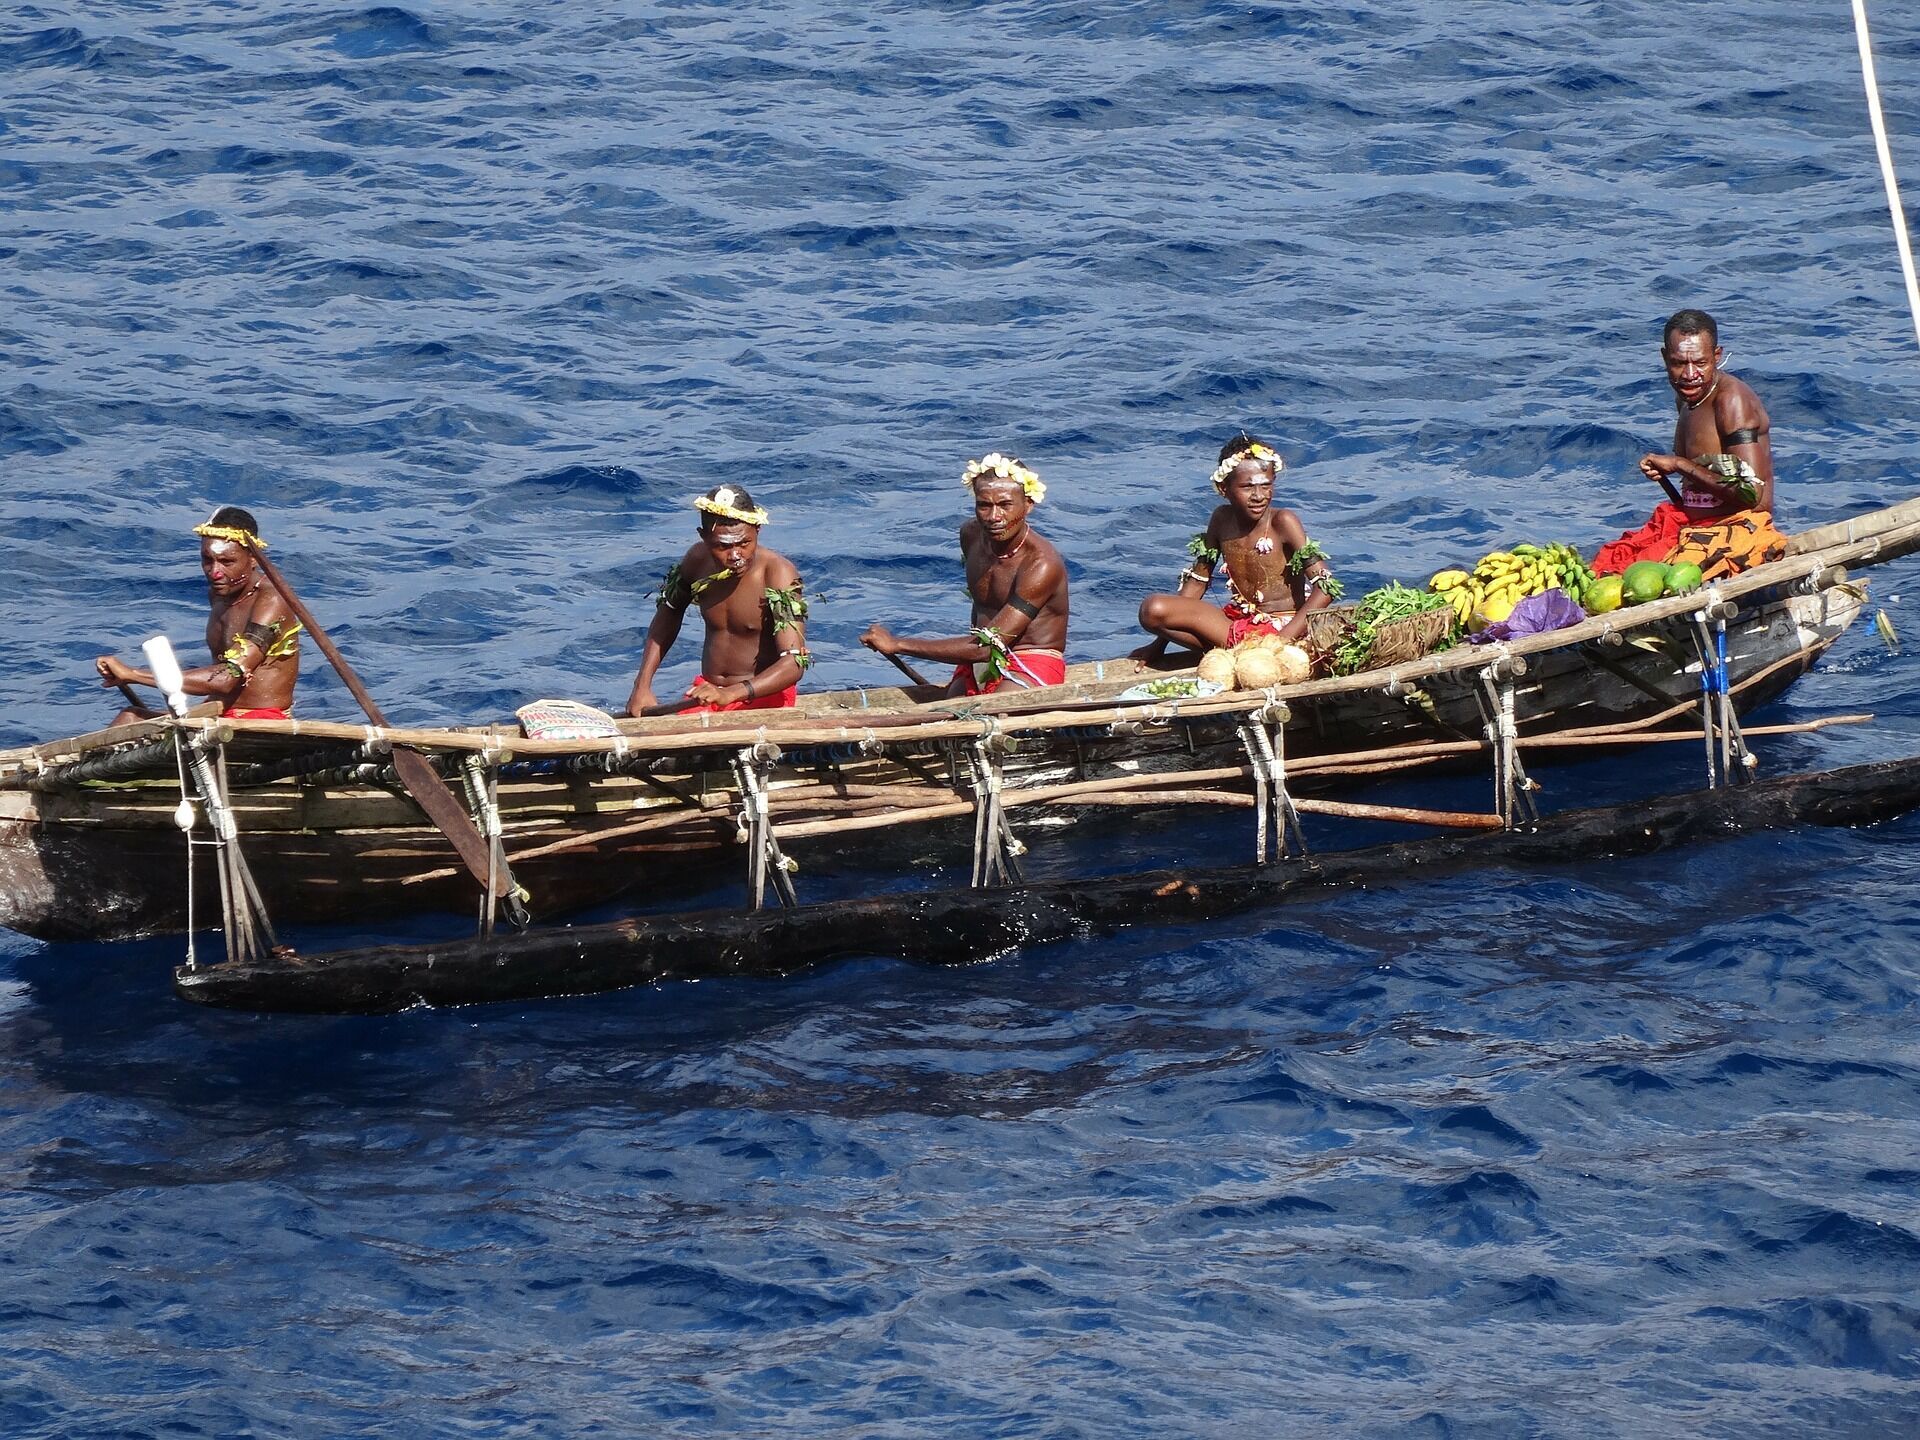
left=860, top=453, right=1069, bottom=695
left=94, top=507, right=302, bottom=727
left=1596, top=309, right=1783, bottom=576
left=1641, top=308, right=1774, bottom=518
left=624, top=485, right=810, bottom=716
left=1133, top=434, right=1340, bottom=657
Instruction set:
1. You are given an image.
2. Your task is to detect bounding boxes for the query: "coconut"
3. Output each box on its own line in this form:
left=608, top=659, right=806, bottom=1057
left=1270, top=643, right=1312, bottom=685
left=1233, top=646, right=1282, bottom=690
left=1196, top=648, right=1238, bottom=689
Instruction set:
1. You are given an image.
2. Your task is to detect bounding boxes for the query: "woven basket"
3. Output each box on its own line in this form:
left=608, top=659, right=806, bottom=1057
left=1307, top=604, right=1455, bottom=674
left=1360, top=607, right=1456, bottom=669
left=1302, top=607, right=1352, bottom=651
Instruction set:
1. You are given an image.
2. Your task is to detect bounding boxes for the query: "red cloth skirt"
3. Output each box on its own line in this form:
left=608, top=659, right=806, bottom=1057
left=1224, top=601, right=1289, bottom=647
left=950, top=649, right=1067, bottom=696
left=1592, top=502, right=1690, bottom=576
left=679, top=675, right=798, bottom=714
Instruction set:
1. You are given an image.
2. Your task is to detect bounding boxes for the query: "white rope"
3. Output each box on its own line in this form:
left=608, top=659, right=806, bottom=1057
left=1853, top=0, right=1920, bottom=352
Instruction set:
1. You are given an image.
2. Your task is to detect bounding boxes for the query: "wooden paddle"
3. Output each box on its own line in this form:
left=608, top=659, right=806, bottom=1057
left=241, top=540, right=509, bottom=899
left=882, top=651, right=932, bottom=687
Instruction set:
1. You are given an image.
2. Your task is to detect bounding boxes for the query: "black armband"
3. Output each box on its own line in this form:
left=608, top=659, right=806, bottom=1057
left=1722, top=426, right=1764, bottom=448
left=1008, top=594, right=1040, bottom=619
left=241, top=621, right=278, bottom=651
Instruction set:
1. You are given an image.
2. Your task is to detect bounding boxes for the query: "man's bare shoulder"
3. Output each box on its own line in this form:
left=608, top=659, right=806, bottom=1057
left=1715, top=373, right=1769, bottom=429
left=757, top=549, right=802, bottom=587
left=1024, top=530, right=1067, bottom=575
left=675, top=540, right=719, bottom=574
left=254, top=584, right=294, bottom=621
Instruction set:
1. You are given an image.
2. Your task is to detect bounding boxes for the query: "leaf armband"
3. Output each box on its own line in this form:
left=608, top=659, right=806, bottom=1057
left=1180, top=533, right=1221, bottom=587
left=1699, top=453, right=1762, bottom=508
left=656, top=562, right=689, bottom=611
left=1285, top=538, right=1331, bottom=577
left=1288, top=539, right=1344, bottom=601
left=764, top=581, right=810, bottom=630
left=969, top=625, right=1012, bottom=685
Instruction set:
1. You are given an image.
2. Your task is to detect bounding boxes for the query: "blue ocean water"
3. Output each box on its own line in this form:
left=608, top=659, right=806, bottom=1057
left=5, top=1, right=1920, bottom=1433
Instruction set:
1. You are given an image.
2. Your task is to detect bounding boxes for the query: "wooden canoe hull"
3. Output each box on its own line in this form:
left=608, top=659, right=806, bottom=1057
left=0, top=585, right=1862, bottom=943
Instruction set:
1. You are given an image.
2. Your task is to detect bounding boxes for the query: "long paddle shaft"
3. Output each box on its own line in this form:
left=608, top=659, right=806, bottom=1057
left=242, top=541, right=510, bottom=898
left=883, top=650, right=932, bottom=687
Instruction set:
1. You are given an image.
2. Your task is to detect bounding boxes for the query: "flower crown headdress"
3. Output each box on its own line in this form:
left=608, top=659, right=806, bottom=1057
left=193, top=515, right=266, bottom=550
left=694, top=486, right=769, bottom=527
left=961, top=453, right=1045, bottom=505
left=1210, top=441, right=1283, bottom=492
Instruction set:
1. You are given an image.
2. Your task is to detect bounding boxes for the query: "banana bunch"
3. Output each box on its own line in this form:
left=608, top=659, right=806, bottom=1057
left=1428, top=542, right=1597, bottom=626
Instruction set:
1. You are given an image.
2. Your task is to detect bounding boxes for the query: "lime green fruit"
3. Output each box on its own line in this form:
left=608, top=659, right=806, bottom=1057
left=1665, top=561, right=1704, bottom=594
left=1621, top=562, right=1669, bottom=605
left=1584, top=574, right=1625, bottom=614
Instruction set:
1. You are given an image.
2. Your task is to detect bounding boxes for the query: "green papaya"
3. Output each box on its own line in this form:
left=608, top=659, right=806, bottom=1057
left=1621, top=562, right=1669, bottom=605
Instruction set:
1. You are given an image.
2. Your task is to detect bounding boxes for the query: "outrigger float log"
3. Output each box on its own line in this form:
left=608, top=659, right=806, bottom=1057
left=173, top=754, right=1920, bottom=1013
left=3, top=495, right=1918, bottom=992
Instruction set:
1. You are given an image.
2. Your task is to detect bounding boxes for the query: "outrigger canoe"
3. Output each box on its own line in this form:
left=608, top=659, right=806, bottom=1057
left=3, top=496, right=1918, bottom=949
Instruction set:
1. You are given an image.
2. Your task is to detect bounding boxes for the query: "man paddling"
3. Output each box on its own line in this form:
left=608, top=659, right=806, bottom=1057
left=860, top=453, right=1069, bottom=695
left=624, top=485, right=811, bottom=716
left=1595, top=309, right=1786, bottom=578
left=95, top=507, right=303, bottom=727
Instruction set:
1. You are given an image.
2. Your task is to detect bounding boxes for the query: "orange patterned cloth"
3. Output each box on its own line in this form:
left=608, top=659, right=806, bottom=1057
left=1665, top=511, right=1788, bottom=580
left=1593, top=504, right=1786, bottom=581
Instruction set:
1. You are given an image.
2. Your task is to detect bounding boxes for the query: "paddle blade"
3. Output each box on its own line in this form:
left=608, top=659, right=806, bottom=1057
left=142, top=635, right=190, bottom=716
left=390, top=746, right=511, bottom=898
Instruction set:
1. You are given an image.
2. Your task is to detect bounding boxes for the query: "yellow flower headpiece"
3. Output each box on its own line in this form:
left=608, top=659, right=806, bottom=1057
left=694, top=486, right=769, bottom=527
left=1210, top=442, right=1283, bottom=491
left=193, top=522, right=266, bottom=551
left=961, top=453, right=1045, bottom=505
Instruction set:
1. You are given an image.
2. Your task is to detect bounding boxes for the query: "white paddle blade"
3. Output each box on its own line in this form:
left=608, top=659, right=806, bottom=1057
left=142, top=635, right=190, bottom=716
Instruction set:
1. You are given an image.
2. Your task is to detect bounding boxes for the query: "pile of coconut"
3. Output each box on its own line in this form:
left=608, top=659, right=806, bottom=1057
left=1196, top=630, right=1313, bottom=691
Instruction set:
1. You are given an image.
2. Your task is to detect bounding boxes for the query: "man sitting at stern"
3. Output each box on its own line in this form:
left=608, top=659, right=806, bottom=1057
left=94, top=506, right=303, bottom=726
left=1595, top=308, right=1786, bottom=579
left=624, top=485, right=811, bottom=716
left=860, top=453, right=1069, bottom=695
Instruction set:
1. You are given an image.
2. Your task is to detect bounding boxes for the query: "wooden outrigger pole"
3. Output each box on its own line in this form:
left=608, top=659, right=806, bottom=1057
left=173, top=754, right=1920, bottom=1014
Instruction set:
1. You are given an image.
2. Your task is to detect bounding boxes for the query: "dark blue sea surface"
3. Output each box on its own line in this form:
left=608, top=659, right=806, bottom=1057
left=6, top=1, right=1920, bottom=1433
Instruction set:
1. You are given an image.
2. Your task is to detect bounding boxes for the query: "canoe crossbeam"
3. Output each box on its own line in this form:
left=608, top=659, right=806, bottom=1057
left=1687, top=603, right=1755, bottom=788
left=458, top=754, right=528, bottom=936
left=733, top=743, right=798, bottom=910
left=179, top=733, right=281, bottom=971
left=966, top=727, right=1026, bottom=888
left=1237, top=703, right=1306, bottom=864
left=1474, top=665, right=1539, bottom=828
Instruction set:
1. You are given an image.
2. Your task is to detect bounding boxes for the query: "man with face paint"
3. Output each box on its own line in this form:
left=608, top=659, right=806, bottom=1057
left=1595, top=309, right=1785, bottom=578
left=860, top=453, right=1069, bottom=696
left=624, top=485, right=811, bottom=716
left=94, top=506, right=303, bottom=726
